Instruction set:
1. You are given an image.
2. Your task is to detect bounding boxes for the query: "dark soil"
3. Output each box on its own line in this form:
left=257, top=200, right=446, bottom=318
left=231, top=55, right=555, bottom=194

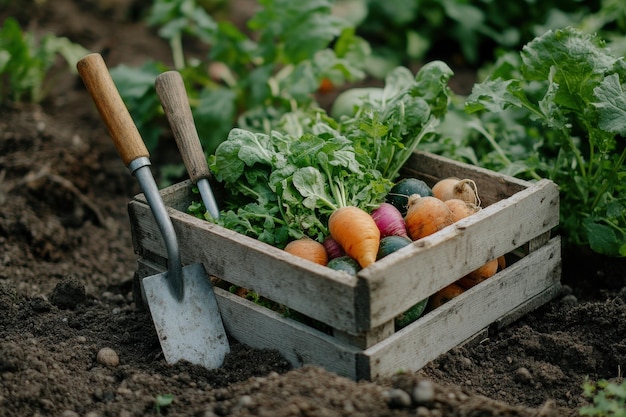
left=1, top=2, right=625, bottom=416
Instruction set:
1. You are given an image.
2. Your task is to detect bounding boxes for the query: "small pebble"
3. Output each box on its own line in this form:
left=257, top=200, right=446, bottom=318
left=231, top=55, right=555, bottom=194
left=515, top=367, right=533, bottom=384
left=416, top=406, right=430, bottom=417
left=96, top=347, right=120, bottom=367
left=560, top=294, right=578, bottom=307
left=237, top=395, right=256, bottom=409
left=412, top=380, right=435, bottom=405
left=385, top=388, right=412, bottom=409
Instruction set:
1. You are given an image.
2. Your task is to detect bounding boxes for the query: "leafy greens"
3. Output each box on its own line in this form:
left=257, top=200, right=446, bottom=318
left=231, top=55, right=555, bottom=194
left=461, top=27, right=626, bottom=256
left=194, top=62, right=453, bottom=248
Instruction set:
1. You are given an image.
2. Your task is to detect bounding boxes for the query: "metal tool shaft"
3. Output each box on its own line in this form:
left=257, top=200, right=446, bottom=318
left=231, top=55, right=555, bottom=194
left=129, top=157, right=184, bottom=301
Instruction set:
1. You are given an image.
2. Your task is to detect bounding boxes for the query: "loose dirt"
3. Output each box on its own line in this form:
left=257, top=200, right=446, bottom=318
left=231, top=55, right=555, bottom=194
left=1, top=2, right=625, bottom=416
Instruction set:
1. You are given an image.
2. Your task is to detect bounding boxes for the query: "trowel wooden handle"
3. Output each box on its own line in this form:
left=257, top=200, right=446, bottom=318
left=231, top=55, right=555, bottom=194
left=77, top=53, right=149, bottom=166
left=155, top=71, right=211, bottom=182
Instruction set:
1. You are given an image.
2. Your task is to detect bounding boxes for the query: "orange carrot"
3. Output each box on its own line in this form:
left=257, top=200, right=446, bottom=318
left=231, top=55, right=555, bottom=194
left=284, top=237, right=329, bottom=266
left=427, top=283, right=465, bottom=310
left=318, top=77, right=334, bottom=93
left=457, top=258, right=499, bottom=289
left=497, top=255, right=507, bottom=271
left=328, top=206, right=380, bottom=268
left=405, top=195, right=454, bottom=240
left=444, top=198, right=480, bottom=222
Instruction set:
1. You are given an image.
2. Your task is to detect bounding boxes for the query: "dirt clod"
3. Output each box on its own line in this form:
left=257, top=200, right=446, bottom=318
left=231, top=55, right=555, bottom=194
left=50, top=276, right=87, bottom=309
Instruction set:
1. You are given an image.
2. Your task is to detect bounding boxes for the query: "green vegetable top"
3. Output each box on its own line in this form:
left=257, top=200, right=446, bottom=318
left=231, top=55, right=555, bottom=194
left=196, top=62, right=453, bottom=248
left=463, top=27, right=626, bottom=256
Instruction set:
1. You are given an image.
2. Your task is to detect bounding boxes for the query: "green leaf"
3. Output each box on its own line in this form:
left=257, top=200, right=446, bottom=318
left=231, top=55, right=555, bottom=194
left=593, top=73, right=626, bottom=135
left=521, top=27, right=617, bottom=110
left=250, top=0, right=347, bottom=64
left=466, top=78, right=525, bottom=113
left=584, top=216, right=623, bottom=257
left=292, top=167, right=335, bottom=210
left=194, top=87, right=237, bottom=155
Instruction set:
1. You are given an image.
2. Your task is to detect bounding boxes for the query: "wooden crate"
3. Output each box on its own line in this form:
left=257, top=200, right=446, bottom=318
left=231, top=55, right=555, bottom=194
left=129, top=151, right=561, bottom=380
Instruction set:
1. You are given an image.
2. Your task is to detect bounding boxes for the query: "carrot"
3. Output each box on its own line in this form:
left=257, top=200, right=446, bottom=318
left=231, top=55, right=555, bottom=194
left=318, top=77, right=334, bottom=93
left=405, top=195, right=454, bottom=240
left=284, top=237, right=329, bottom=266
left=432, top=177, right=481, bottom=206
left=497, top=255, right=506, bottom=271
left=457, top=258, right=499, bottom=289
left=444, top=198, right=480, bottom=222
left=328, top=206, right=380, bottom=268
left=427, top=283, right=465, bottom=310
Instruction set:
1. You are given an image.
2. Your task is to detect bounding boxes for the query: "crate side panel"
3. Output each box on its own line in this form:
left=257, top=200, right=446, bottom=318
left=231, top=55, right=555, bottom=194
left=363, top=237, right=561, bottom=380
left=136, top=258, right=363, bottom=379
left=129, top=200, right=361, bottom=333
left=359, top=179, right=560, bottom=329
left=402, top=151, right=530, bottom=206
left=215, top=288, right=363, bottom=380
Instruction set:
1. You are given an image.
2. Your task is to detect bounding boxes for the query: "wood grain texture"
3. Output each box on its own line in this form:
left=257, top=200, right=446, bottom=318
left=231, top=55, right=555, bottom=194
left=362, top=236, right=561, bottom=380
left=155, top=71, right=211, bottom=181
left=136, top=236, right=560, bottom=380
left=76, top=53, right=148, bottom=166
left=359, top=178, right=559, bottom=329
left=130, top=197, right=362, bottom=332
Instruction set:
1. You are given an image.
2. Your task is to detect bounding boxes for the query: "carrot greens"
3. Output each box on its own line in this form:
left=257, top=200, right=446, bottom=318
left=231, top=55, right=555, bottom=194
left=194, top=62, right=453, bottom=248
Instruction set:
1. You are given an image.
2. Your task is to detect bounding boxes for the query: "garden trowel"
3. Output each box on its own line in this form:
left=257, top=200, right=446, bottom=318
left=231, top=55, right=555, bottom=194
left=154, top=70, right=220, bottom=219
left=76, top=53, right=229, bottom=369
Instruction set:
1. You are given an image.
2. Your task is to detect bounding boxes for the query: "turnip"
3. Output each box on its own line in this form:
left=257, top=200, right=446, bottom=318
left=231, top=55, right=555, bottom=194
left=371, top=203, right=409, bottom=238
left=457, top=258, right=499, bottom=289
left=432, top=177, right=481, bottom=206
left=405, top=195, right=454, bottom=241
left=377, top=235, right=412, bottom=260
left=444, top=198, right=480, bottom=222
left=323, top=235, right=345, bottom=260
left=327, top=256, right=361, bottom=275
left=386, top=178, right=433, bottom=216
left=284, top=237, right=329, bottom=266
left=426, top=283, right=465, bottom=311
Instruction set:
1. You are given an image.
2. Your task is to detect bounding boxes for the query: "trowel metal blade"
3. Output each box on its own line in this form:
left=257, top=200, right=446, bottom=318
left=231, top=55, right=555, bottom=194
left=141, top=263, right=230, bottom=369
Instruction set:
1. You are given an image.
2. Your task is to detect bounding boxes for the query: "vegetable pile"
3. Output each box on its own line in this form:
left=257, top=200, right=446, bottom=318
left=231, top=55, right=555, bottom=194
left=188, top=61, right=461, bottom=329
left=191, top=62, right=454, bottom=250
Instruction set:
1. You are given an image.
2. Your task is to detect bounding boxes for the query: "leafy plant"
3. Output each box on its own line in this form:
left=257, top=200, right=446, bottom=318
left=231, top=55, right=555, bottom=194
left=111, top=0, right=371, bottom=155
left=581, top=379, right=626, bottom=416
left=194, top=61, right=452, bottom=248
left=0, top=17, right=88, bottom=106
left=435, top=27, right=626, bottom=256
left=355, top=0, right=598, bottom=68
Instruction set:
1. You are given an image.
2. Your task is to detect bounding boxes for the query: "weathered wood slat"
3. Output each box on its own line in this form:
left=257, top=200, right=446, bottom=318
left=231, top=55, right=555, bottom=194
left=137, top=236, right=560, bottom=380
left=362, top=236, right=561, bottom=380
left=215, top=288, right=365, bottom=379
left=130, top=199, right=362, bottom=332
left=136, top=257, right=364, bottom=379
